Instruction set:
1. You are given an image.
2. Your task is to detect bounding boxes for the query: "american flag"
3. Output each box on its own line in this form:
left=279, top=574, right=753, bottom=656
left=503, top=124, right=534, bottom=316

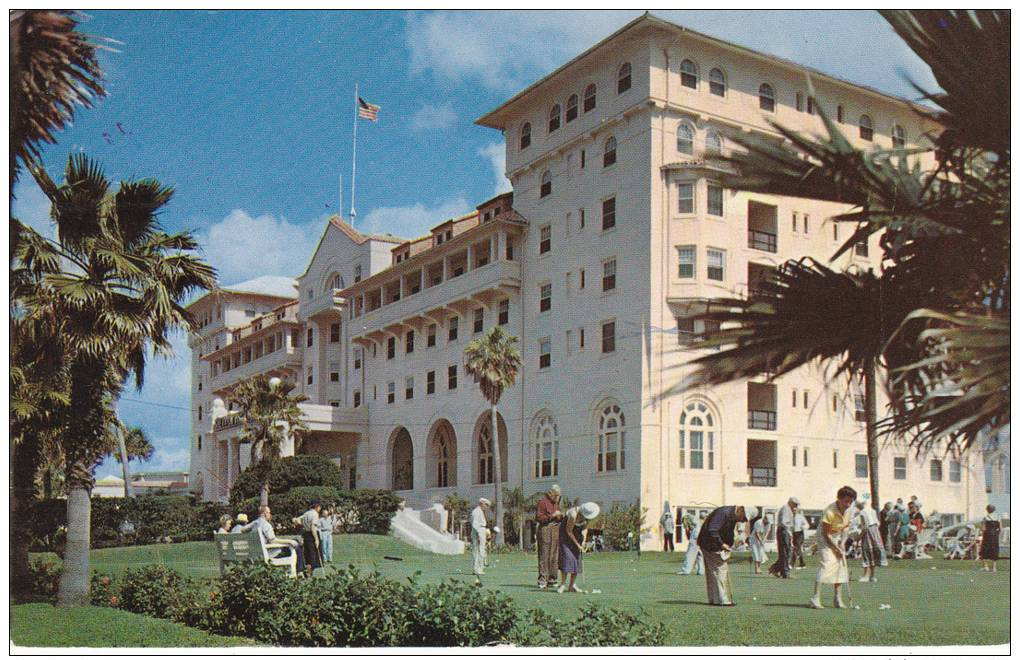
left=358, top=97, right=380, bottom=121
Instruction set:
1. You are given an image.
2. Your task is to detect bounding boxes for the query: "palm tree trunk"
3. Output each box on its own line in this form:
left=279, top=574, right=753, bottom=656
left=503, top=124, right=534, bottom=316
left=57, top=471, right=92, bottom=606
left=117, top=430, right=133, bottom=499
left=491, top=403, right=504, bottom=546
left=11, top=432, right=42, bottom=593
left=864, top=361, right=880, bottom=510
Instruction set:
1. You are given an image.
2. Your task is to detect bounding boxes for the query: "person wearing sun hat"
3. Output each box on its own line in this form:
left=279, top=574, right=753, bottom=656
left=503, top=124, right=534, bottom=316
left=697, top=504, right=756, bottom=605
left=230, top=512, right=249, bottom=533
left=556, top=501, right=600, bottom=593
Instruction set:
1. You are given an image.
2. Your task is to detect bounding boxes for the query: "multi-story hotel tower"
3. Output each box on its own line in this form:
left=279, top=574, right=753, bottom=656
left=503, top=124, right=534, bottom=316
left=188, top=14, right=985, bottom=544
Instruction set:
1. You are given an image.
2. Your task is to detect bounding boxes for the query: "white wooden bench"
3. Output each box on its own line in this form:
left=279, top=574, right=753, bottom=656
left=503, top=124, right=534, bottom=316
left=214, top=530, right=298, bottom=577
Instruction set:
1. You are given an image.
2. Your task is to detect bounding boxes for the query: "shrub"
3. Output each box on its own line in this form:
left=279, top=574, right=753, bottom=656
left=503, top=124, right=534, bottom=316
left=300, top=567, right=415, bottom=646
left=90, top=573, right=119, bottom=607
left=229, top=455, right=349, bottom=505
left=509, top=603, right=667, bottom=647
left=236, top=487, right=400, bottom=536
left=27, top=560, right=62, bottom=597
left=343, top=489, right=401, bottom=534
left=215, top=563, right=300, bottom=641
left=406, top=578, right=518, bottom=646
left=597, top=503, right=646, bottom=551
left=118, top=565, right=199, bottom=623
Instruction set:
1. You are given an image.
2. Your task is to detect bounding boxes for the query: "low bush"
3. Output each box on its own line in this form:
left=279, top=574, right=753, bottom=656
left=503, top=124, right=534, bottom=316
left=597, top=503, right=646, bottom=551
left=229, top=455, right=349, bottom=505
left=235, top=488, right=401, bottom=536
left=407, top=578, right=517, bottom=646
left=509, top=603, right=667, bottom=647
left=118, top=565, right=199, bottom=623
left=90, top=573, right=119, bottom=607
left=27, top=560, right=62, bottom=597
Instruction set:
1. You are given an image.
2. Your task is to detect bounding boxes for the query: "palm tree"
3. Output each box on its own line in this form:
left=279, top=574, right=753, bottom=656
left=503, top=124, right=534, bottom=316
left=464, top=326, right=521, bottom=547
left=680, top=11, right=1008, bottom=506
left=12, top=154, right=216, bottom=606
left=9, top=10, right=106, bottom=187
left=502, top=485, right=542, bottom=550
left=109, top=423, right=154, bottom=498
left=229, top=375, right=309, bottom=506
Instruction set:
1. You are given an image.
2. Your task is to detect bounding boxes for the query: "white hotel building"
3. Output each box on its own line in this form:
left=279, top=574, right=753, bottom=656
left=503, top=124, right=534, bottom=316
left=187, top=15, right=986, bottom=543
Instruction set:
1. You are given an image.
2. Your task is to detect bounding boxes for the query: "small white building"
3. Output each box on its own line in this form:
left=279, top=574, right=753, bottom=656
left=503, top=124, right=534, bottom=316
left=187, top=14, right=986, bottom=547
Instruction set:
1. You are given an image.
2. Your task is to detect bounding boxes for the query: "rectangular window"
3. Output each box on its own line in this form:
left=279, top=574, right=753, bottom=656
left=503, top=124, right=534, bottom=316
left=539, top=224, right=551, bottom=254
left=602, top=259, right=617, bottom=292
left=579, top=269, right=586, bottom=289
left=949, top=459, right=961, bottom=483
left=498, top=299, right=509, bottom=325
left=792, top=447, right=798, bottom=467
left=930, top=459, right=943, bottom=481
left=579, top=327, right=585, bottom=349
left=427, top=324, right=437, bottom=348
left=837, top=105, right=844, bottom=123
left=306, top=366, right=314, bottom=385
left=539, top=338, right=551, bottom=369
left=387, top=336, right=395, bottom=360
left=855, top=454, right=869, bottom=479
left=426, top=370, right=436, bottom=395
left=329, top=400, right=340, bottom=408
left=354, top=264, right=362, bottom=282
left=707, top=248, right=725, bottom=281
left=579, top=208, right=585, bottom=228
left=803, top=390, right=809, bottom=408
left=834, top=222, right=839, bottom=241
left=329, top=361, right=339, bottom=382
left=198, top=405, right=202, bottom=421
left=353, top=390, right=362, bottom=407
left=855, top=241, right=869, bottom=257
left=677, top=183, right=694, bottom=214
left=387, top=382, right=395, bottom=404
left=330, top=323, right=340, bottom=343
left=803, top=448, right=809, bottom=467
left=307, top=327, right=314, bottom=347
left=473, top=307, right=484, bottom=333
left=707, top=185, right=724, bottom=216
left=354, top=348, right=362, bottom=370
left=795, top=92, right=803, bottom=112
left=833, top=450, right=839, bottom=469
left=448, top=364, right=458, bottom=390
left=448, top=317, right=459, bottom=341
left=677, top=317, right=695, bottom=344
left=677, top=246, right=695, bottom=278
left=405, top=376, right=414, bottom=400
left=792, top=389, right=798, bottom=408
left=406, top=330, right=414, bottom=354
left=803, top=214, right=810, bottom=234
left=807, top=96, right=815, bottom=115
left=792, top=211, right=799, bottom=233
left=580, top=149, right=586, bottom=169
left=197, top=435, right=202, bottom=451
left=539, top=283, right=552, bottom=313
left=535, top=439, right=559, bottom=479
left=602, top=197, right=616, bottom=231
left=832, top=394, right=838, bottom=412
left=601, top=320, right=616, bottom=354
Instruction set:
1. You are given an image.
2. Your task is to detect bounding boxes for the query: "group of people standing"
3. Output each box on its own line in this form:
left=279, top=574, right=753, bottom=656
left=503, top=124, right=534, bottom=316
left=215, top=499, right=339, bottom=577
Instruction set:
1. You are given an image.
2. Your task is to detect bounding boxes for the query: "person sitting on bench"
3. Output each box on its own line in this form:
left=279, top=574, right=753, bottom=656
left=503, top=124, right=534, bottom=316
left=242, top=505, right=305, bottom=574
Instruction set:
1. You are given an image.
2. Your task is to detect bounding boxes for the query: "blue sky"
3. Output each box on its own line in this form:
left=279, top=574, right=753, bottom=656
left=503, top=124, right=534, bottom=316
left=12, top=10, right=936, bottom=478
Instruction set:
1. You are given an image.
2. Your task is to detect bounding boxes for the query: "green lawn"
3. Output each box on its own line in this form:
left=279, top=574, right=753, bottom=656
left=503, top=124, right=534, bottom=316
left=26, top=535, right=1010, bottom=647
left=10, top=603, right=252, bottom=648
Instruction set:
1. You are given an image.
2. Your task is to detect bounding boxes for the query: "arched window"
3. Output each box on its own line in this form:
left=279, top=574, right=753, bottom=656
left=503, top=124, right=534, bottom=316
left=548, top=104, right=561, bottom=133
left=476, top=416, right=507, bottom=484
left=680, top=59, right=698, bottom=89
left=533, top=413, right=559, bottom=478
left=540, top=170, right=552, bottom=198
left=583, top=84, right=597, bottom=112
left=596, top=403, right=625, bottom=472
left=520, top=122, right=531, bottom=150
left=617, top=62, right=632, bottom=94
left=603, top=136, right=617, bottom=167
left=327, top=272, right=343, bottom=292
left=565, top=94, right=578, bottom=122
left=709, top=68, right=726, bottom=97
left=678, top=401, right=716, bottom=470
left=677, top=123, right=695, bottom=155
left=892, top=124, right=905, bottom=149
left=758, top=83, right=775, bottom=112
left=432, top=424, right=454, bottom=488
left=705, top=130, right=723, bottom=156
left=859, top=114, right=873, bottom=142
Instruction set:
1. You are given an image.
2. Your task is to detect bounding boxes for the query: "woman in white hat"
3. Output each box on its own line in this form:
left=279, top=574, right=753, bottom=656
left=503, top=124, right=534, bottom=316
left=557, top=501, right=600, bottom=593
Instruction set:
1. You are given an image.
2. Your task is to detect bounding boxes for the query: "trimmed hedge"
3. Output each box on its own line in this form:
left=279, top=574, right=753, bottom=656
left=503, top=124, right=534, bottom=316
left=229, top=455, right=349, bottom=505
left=83, top=562, right=665, bottom=647
left=235, top=488, right=401, bottom=536
left=26, top=496, right=230, bottom=552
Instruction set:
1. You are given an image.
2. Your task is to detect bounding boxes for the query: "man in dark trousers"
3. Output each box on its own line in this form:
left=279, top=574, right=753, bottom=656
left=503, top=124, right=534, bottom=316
left=535, top=484, right=563, bottom=589
left=769, top=496, right=798, bottom=578
left=697, top=504, right=756, bottom=606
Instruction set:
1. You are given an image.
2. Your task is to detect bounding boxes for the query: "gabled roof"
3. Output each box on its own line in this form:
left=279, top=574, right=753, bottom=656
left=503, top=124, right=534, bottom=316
left=476, top=12, right=933, bottom=130
left=297, top=215, right=408, bottom=280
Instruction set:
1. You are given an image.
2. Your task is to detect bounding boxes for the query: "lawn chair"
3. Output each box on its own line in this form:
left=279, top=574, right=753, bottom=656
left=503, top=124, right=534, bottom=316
left=214, top=531, right=298, bottom=577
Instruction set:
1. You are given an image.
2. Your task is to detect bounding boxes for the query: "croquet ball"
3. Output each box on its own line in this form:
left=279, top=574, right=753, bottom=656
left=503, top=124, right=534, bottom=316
left=931, top=566, right=937, bottom=570
left=854, top=605, right=861, bottom=610
left=752, top=597, right=757, bottom=601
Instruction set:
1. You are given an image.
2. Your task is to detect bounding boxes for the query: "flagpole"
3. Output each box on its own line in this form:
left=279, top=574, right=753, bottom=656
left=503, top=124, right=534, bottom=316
left=350, top=83, right=359, bottom=228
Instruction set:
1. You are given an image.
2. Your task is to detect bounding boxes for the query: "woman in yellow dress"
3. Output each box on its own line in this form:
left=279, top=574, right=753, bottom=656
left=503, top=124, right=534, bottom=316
left=810, top=485, right=857, bottom=609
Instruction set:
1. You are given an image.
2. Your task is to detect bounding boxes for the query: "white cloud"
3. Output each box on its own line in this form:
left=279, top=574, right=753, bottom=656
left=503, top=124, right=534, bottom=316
left=12, top=177, right=56, bottom=240
left=410, top=103, right=457, bottom=132
left=478, top=142, right=511, bottom=198
left=406, top=10, right=639, bottom=91
left=196, top=209, right=323, bottom=285
left=359, top=197, right=472, bottom=239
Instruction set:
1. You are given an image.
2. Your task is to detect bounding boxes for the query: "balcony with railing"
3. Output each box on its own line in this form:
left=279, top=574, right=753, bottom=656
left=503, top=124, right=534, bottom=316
left=748, top=466, right=777, bottom=487
left=747, top=200, right=778, bottom=253
left=206, top=325, right=303, bottom=393
left=747, top=439, right=778, bottom=487
left=347, top=221, right=524, bottom=344
left=304, top=288, right=345, bottom=320
left=747, top=382, right=778, bottom=430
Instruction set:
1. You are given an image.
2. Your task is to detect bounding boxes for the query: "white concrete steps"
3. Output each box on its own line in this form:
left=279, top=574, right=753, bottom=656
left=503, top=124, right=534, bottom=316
left=390, top=507, right=465, bottom=555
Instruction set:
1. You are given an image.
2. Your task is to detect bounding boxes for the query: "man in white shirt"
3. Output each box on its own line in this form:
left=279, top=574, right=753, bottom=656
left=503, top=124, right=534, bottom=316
left=471, top=498, right=491, bottom=577
left=855, top=499, right=884, bottom=582
left=243, top=505, right=305, bottom=573
left=792, top=509, right=808, bottom=569
left=769, top=497, right=798, bottom=578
